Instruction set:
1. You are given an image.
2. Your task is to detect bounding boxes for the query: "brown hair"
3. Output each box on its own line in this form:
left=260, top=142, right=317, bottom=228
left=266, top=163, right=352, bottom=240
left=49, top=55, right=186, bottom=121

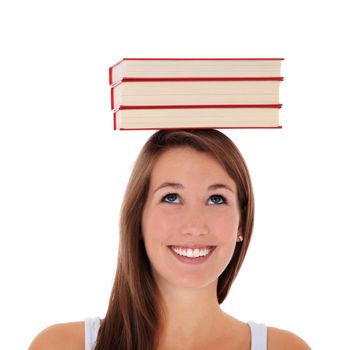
left=94, top=129, right=254, bottom=350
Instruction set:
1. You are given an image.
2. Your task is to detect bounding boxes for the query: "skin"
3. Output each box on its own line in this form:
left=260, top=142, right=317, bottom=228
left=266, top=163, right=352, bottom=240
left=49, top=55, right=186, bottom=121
left=29, top=147, right=311, bottom=350
left=142, top=147, right=242, bottom=348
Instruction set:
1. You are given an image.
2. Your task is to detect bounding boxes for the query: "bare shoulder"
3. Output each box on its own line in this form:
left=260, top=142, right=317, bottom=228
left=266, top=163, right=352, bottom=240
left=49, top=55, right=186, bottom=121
left=28, top=321, right=85, bottom=350
left=267, top=326, right=311, bottom=350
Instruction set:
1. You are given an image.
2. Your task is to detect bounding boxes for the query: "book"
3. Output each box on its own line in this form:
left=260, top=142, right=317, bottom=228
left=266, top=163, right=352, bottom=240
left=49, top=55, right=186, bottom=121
left=113, top=104, right=282, bottom=130
left=109, top=58, right=283, bottom=86
left=109, top=58, right=284, bottom=130
left=111, top=78, right=282, bottom=111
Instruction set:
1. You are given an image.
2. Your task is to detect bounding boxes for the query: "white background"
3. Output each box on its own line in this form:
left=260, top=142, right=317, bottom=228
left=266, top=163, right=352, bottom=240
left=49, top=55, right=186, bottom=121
left=1, top=0, right=357, bottom=349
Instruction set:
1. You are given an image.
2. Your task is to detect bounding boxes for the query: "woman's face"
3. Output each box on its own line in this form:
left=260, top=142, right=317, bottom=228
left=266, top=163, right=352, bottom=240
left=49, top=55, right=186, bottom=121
left=141, top=147, right=241, bottom=290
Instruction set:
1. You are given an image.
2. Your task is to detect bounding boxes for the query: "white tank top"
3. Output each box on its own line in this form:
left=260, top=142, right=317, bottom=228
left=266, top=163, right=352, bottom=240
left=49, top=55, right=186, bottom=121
left=85, top=317, right=267, bottom=350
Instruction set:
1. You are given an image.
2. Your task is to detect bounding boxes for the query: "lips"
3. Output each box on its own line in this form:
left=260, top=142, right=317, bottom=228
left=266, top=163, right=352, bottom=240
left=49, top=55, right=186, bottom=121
left=171, top=245, right=214, bottom=257
left=168, top=245, right=216, bottom=263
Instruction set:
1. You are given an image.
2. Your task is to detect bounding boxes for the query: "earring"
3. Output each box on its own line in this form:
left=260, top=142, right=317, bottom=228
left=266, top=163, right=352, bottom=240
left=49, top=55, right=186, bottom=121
left=237, top=235, right=243, bottom=242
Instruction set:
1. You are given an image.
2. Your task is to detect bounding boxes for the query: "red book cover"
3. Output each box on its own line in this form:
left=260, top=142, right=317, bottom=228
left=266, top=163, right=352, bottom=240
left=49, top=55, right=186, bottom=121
left=117, top=104, right=282, bottom=110
left=115, top=125, right=283, bottom=131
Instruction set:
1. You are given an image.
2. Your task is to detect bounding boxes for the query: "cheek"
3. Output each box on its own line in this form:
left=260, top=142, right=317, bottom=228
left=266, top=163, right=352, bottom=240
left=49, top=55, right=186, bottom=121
left=208, top=210, right=239, bottom=241
left=142, top=206, right=177, bottom=242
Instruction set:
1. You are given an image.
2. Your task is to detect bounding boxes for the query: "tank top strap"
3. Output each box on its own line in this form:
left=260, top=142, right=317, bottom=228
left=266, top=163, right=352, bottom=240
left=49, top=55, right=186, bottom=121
left=247, top=321, right=267, bottom=350
left=84, top=317, right=101, bottom=350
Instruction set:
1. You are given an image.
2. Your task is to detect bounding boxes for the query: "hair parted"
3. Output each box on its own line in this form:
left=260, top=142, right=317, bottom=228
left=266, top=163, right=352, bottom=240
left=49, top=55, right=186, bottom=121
left=94, top=129, right=254, bottom=350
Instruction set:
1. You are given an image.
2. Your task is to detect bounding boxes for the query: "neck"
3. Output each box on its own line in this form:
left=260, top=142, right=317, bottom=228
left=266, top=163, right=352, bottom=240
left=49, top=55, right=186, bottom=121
left=156, top=280, right=226, bottom=348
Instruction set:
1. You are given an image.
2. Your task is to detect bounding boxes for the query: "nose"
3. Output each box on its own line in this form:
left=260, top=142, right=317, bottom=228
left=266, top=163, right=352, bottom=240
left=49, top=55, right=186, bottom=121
left=179, top=206, right=209, bottom=236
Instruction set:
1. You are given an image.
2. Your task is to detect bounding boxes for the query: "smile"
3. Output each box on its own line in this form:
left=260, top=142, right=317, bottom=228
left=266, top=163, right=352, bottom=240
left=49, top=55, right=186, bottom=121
left=169, top=245, right=216, bottom=259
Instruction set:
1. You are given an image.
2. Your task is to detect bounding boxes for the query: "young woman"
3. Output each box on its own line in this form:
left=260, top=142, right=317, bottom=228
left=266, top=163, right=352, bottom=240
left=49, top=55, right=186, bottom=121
left=29, top=129, right=311, bottom=350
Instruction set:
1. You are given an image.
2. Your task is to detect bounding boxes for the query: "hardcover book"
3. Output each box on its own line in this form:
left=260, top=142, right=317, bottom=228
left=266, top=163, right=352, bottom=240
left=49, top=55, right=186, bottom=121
left=109, top=58, right=283, bottom=86
left=111, top=78, right=282, bottom=111
left=109, top=58, right=284, bottom=130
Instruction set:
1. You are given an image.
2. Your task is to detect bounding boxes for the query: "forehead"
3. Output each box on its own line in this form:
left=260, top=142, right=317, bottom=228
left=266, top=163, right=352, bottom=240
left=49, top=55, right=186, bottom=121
left=150, top=147, right=235, bottom=188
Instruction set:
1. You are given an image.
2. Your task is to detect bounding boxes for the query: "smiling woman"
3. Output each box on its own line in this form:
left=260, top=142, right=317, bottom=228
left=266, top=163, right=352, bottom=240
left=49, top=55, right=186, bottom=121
left=141, top=147, right=242, bottom=293
left=28, top=129, right=311, bottom=350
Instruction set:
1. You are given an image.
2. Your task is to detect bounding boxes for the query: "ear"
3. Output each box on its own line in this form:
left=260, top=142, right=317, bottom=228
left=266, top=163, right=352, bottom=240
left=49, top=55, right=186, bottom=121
left=237, top=227, right=243, bottom=243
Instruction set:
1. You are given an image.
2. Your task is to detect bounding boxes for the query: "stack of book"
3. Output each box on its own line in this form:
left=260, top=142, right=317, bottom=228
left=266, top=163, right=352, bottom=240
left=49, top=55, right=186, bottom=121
left=109, top=58, right=284, bottom=130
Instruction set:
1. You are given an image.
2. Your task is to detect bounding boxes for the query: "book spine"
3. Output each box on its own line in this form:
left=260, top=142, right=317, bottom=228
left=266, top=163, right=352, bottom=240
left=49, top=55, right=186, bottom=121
left=111, top=86, right=115, bottom=110
left=109, top=66, right=113, bottom=86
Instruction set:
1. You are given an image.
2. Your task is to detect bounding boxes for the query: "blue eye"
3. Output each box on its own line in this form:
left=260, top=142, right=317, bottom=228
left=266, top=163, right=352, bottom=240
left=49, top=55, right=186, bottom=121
left=209, top=194, right=226, bottom=205
left=162, top=193, right=227, bottom=205
left=162, top=193, right=180, bottom=203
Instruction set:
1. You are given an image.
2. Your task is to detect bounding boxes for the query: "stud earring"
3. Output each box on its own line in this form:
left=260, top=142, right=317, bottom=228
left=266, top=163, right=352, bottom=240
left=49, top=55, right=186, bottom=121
left=237, top=235, right=243, bottom=242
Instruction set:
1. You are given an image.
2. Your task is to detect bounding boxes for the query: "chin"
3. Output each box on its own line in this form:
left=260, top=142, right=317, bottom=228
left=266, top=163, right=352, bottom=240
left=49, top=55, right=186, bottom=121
left=155, top=270, right=219, bottom=291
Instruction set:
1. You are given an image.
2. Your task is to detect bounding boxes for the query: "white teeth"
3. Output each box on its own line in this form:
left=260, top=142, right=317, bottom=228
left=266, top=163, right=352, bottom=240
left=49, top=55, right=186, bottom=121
left=193, top=249, right=199, bottom=258
left=171, top=246, right=211, bottom=258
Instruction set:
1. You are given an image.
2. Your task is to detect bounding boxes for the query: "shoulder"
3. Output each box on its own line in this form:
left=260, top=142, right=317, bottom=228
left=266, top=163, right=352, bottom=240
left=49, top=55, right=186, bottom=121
left=267, top=326, right=311, bottom=350
left=28, top=321, right=85, bottom=350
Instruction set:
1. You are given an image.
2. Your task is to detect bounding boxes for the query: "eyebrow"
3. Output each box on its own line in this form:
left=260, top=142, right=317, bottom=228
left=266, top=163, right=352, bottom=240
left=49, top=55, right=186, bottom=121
left=153, top=182, right=235, bottom=194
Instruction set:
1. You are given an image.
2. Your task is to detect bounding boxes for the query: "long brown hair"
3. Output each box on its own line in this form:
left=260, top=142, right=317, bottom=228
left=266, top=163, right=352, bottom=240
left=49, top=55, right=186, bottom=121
left=94, top=129, right=254, bottom=350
